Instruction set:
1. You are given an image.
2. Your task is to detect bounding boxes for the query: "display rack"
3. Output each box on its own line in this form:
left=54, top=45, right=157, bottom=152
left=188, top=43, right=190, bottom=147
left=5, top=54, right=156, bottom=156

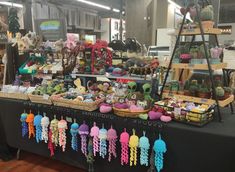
left=160, top=3, right=233, bottom=122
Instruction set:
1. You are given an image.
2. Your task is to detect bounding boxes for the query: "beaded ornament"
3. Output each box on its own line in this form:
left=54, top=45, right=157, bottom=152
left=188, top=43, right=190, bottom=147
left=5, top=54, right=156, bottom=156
left=79, top=121, right=89, bottom=156
left=90, top=122, right=99, bottom=156
left=99, top=125, right=108, bottom=159
left=153, top=134, right=167, bottom=172
left=41, top=113, right=50, bottom=143
left=120, top=128, right=129, bottom=165
left=107, top=126, right=117, bottom=162
left=20, top=111, right=28, bottom=138
left=70, top=119, right=79, bottom=151
left=139, top=131, right=150, bottom=166
left=50, top=116, right=59, bottom=146
left=58, top=117, right=68, bottom=152
left=34, top=112, right=43, bottom=143
left=26, top=111, right=35, bottom=139
left=129, top=129, right=139, bottom=166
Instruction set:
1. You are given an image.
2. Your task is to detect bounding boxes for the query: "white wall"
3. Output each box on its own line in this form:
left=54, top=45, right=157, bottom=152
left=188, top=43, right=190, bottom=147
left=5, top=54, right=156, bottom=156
left=101, top=18, right=110, bottom=42
left=218, top=23, right=235, bottom=45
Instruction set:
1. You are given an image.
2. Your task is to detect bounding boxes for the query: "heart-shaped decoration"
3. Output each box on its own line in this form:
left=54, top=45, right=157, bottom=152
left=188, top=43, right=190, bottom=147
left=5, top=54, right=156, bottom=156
left=148, top=111, right=162, bottom=120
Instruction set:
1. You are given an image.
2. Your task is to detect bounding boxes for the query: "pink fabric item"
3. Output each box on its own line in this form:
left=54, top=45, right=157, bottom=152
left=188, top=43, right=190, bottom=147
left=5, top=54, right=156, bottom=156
left=48, top=130, right=55, bottom=157
left=58, top=120, right=67, bottom=152
left=148, top=111, right=162, bottom=120
left=100, top=105, right=112, bottom=113
left=107, top=126, right=118, bottom=162
left=160, top=115, right=172, bottom=123
left=90, top=122, right=100, bottom=156
left=120, top=129, right=130, bottom=165
left=129, top=105, right=144, bottom=112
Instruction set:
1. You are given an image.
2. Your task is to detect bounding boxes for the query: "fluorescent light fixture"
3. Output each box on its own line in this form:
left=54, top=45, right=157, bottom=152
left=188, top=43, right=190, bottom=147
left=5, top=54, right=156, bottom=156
left=0, top=1, right=23, bottom=8
left=168, top=0, right=181, bottom=9
left=76, top=0, right=111, bottom=10
left=113, top=8, right=120, bottom=13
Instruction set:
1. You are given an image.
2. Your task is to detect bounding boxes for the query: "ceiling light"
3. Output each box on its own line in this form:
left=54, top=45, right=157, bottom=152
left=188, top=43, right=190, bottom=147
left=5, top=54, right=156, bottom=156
left=113, top=8, right=120, bottom=13
left=76, top=0, right=111, bottom=10
left=0, top=2, right=23, bottom=8
left=168, top=0, right=181, bottom=9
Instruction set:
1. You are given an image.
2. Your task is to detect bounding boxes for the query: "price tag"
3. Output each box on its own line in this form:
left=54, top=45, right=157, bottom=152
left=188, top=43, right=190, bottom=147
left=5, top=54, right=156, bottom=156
left=174, top=107, right=181, bottom=115
left=43, top=69, right=48, bottom=74
left=43, top=94, right=50, bottom=100
left=52, top=70, right=57, bottom=74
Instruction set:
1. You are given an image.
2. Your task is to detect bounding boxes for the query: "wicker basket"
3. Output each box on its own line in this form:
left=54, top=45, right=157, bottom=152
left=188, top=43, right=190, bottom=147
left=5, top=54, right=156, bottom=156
left=52, top=95, right=104, bottom=111
left=0, top=92, right=29, bottom=100
left=113, top=107, right=150, bottom=118
left=28, top=94, right=52, bottom=105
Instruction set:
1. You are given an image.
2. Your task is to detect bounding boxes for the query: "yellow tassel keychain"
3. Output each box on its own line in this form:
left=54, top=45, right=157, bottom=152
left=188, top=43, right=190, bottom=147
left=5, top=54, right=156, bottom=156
left=129, top=129, right=139, bottom=166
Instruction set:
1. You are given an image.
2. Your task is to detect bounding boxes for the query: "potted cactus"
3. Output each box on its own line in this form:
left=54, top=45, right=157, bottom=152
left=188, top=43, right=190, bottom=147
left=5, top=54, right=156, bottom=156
left=198, top=84, right=211, bottom=99
left=189, top=80, right=199, bottom=97
left=224, top=87, right=233, bottom=99
left=200, top=5, right=214, bottom=29
left=215, top=87, right=225, bottom=100
left=184, top=80, right=190, bottom=96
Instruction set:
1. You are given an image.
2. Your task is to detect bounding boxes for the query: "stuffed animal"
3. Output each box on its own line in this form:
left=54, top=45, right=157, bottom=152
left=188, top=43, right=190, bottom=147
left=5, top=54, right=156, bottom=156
left=66, top=34, right=77, bottom=50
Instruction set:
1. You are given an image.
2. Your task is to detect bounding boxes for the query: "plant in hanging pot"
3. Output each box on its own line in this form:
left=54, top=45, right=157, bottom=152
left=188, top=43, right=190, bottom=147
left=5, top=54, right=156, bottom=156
left=183, top=80, right=190, bottom=96
left=215, top=87, right=225, bottom=100
left=210, top=47, right=223, bottom=64
left=224, top=87, right=233, bottom=99
left=198, top=84, right=211, bottom=99
left=189, top=80, right=199, bottom=97
left=200, top=5, right=214, bottom=29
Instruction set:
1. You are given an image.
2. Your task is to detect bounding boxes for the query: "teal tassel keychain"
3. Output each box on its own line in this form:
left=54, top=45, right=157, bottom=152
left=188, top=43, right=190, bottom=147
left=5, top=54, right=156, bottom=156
left=139, top=131, right=150, bottom=166
left=70, top=119, right=79, bottom=151
left=99, top=125, right=108, bottom=159
left=153, top=134, right=167, bottom=172
left=34, top=112, right=43, bottom=143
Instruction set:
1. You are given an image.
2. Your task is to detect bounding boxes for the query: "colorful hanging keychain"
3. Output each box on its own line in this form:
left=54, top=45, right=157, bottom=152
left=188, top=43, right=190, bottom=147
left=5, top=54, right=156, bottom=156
left=139, top=131, right=150, bottom=166
left=129, top=129, right=139, bottom=166
left=153, top=134, right=167, bottom=172
left=41, top=113, right=50, bottom=143
left=20, top=110, right=28, bottom=138
left=107, top=125, right=117, bottom=162
left=50, top=115, right=59, bottom=146
left=58, top=116, right=68, bottom=152
left=34, top=111, right=43, bottom=143
left=120, top=128, right=130, bottom=166
left=79, top=121, right=89, bottom=156
left=26, top=110, right=35, bottom=139
left=90, top=122, right=99, bottom=156
left=99, top=124, right=108, bottom=159
left=70, top=119, right=79, bottom=151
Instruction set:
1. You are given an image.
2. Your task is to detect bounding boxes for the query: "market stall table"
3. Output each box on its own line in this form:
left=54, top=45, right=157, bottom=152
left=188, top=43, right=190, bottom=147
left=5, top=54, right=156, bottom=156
left=0, top=98, right=235, bottom=172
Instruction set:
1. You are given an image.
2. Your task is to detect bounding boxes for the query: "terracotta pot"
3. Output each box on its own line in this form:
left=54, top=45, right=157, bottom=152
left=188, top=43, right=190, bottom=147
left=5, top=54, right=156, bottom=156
left=197, top=92, right=211, bottom=99
left=202, top=21, right=214, bottom=29
left=184, top=90, right=190, bottom=96
left=178, top=91, right=184, bottom=95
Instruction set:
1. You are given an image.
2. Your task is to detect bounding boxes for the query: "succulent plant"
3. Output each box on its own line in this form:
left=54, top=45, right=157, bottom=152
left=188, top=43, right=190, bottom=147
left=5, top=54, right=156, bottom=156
left=200, top=5, right=214, bottom=21
left=216, top=87, right=225, bottom=97
left=224, top=87, right=233, bottom=94
left=199, top=85, right=210, bottom=93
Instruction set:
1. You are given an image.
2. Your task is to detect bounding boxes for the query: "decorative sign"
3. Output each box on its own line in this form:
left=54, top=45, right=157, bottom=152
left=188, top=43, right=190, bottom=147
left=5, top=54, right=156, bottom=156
left=35, top=19, right=67, bottom=41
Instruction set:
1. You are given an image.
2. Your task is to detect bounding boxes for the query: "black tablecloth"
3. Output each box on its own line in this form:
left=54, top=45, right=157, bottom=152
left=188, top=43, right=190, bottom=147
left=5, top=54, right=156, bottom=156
left=0, top=98, right=235, bottom=172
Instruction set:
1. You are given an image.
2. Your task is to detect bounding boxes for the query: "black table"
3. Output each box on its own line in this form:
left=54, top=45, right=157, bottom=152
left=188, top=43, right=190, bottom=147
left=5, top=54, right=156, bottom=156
left=0, top=98, right=235, bottom=172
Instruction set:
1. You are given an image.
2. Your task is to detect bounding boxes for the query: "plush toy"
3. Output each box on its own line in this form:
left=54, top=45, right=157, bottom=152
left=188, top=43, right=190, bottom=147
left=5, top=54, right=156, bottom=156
left=79, top=121, right=89, bottom=156
left=70, top=120, right=79, bottom=151
left=129, top=129, right=139, bottom=166
left=90, top=122, right=99, bottom=156
left=74, top=78, right=86, bottom=94
left=41, top=113, right=50, bottom=143
left=66, top=34, right=77, bottom=50
left=26, top=111, right=35, bottom=139
left=120, top=128, right=130, bottom=165
left=58, top=118, right=67, bottom=152
left=34, top=112, right=43, bottom=143
left=99, top=126, right=108, bottom=159
left=139, top=131, right=150, bottom=166
left=154, top=134, right=167, bottom=172
left=107, top=126, right=117, bottom=162
left=20, top=111, right=28, bottom=138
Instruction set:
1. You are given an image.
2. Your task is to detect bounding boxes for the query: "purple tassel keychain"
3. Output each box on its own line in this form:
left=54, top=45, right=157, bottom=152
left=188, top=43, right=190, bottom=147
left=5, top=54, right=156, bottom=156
left=79, top=121, right=89, bottom=156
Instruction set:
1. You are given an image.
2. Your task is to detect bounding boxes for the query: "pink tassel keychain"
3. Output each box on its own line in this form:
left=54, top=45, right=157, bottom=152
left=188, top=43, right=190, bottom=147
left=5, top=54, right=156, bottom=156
left=58, top=116, right=68, bottom=152
left=90, top=122, right=100, bottom=156
left=120, top=128, right=130, bottom=165
left=107, top=125, right=117, bottom=162
left=79, top=121, right=89, bottom=156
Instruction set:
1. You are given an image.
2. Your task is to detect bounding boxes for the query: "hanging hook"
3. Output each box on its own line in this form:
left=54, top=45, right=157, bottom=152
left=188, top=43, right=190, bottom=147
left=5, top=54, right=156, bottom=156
left=74, top=118, right=76, bottom=123
left=132, top=129, right=135, bottom=135
left=43, top=112, right=46, bottom=117
left=54, top=115, right=56, bottom=119
left=143, top=131, right=146, bottom=136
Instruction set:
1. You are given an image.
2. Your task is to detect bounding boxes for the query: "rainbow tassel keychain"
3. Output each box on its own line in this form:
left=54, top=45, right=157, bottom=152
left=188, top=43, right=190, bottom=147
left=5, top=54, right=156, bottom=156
left=120, top=128, right=130, bottom=166
left=34, top=111, right=43, bottom=143
left=58, top=116, right=68, bottom=152
left=41, top=113, right=50, bottom=143
left=20, top=110, right=28, bottom=138
left=99, top=124, right=108, bottom=159
left=107, top=125, right=117, bottom=162
left=153, top=134, right=167, bottom=172
left=79, top=121, right=89, bottom=156
left=70, top=119, right=79, bottom=151
left=129, top=129, right=139, bottom=166
left=48, top=115, right=59, bottom=156
left=90, top=122, right=99, bottom=156
left=139, top=131, right=150, bottom=166
left=26, top=110, right=35, bottom=139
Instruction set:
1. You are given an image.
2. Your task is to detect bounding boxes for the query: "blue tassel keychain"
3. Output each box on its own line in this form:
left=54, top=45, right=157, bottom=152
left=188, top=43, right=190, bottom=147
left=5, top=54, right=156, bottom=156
left=34, top=112, right=43, bottom=143
left=153, top=134, right=167, bottom=172
left=99, top=125, right=108, bottom=159
left=139, top=131, right=150, bottom=166
left=70, top=119, right=79, bottom=151
left=20, top=111, right=28, bottom=138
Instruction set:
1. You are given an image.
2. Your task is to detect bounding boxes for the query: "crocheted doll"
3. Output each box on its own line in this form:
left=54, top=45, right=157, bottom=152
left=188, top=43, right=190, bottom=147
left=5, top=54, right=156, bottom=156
left=107, top=126, right=117, bottom=162
left=79, top=121, right=89, bottom=156
left=26, top=111, right=35, bottom=139
left=120, top=128, right=130, bottom=165
left=34, top=112, right=43, bottom=143
left=20, top=111, right=28, bottom=138
left=129, top=129, right=139, bottom=166
left=70, top=120, right=79, bottom=152
left=58, top=118, right=68, bottom=152
left=90, top=122, right=99, bottom=156
left=99, top=126, right=108, bottom=159
left=41, top=113, right=50, bottom=143
left=139, top=131, right=150, bottom=166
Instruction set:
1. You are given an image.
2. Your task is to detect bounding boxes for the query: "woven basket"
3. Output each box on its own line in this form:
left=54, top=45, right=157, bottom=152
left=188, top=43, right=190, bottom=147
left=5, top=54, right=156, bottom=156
left=113, top=107, right=150, bottom=118
left=0, top=92, right=29, bottom=100
left=52, top=95, right=104, bottom=111
left=28, top=94, right=52, bottom=105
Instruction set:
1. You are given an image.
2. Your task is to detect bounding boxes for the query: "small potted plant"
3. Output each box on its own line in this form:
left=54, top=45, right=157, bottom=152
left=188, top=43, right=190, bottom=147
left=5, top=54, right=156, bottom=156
left=189, top=80, right=199, bottom=97
left=184, top=80, right=190, bottom=96
left=224, top=87, right=233, bottom=99
left=200, top=5, right=214, bottom=29
left=170, top=80, right=179, bottom=94
left=190, top=47, right=202, bottom=64
left=210, top=46, right=223, bottom=64
left=215, top=87, right=225, bottom=100
left=198, top=84, right=211, bottom=99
